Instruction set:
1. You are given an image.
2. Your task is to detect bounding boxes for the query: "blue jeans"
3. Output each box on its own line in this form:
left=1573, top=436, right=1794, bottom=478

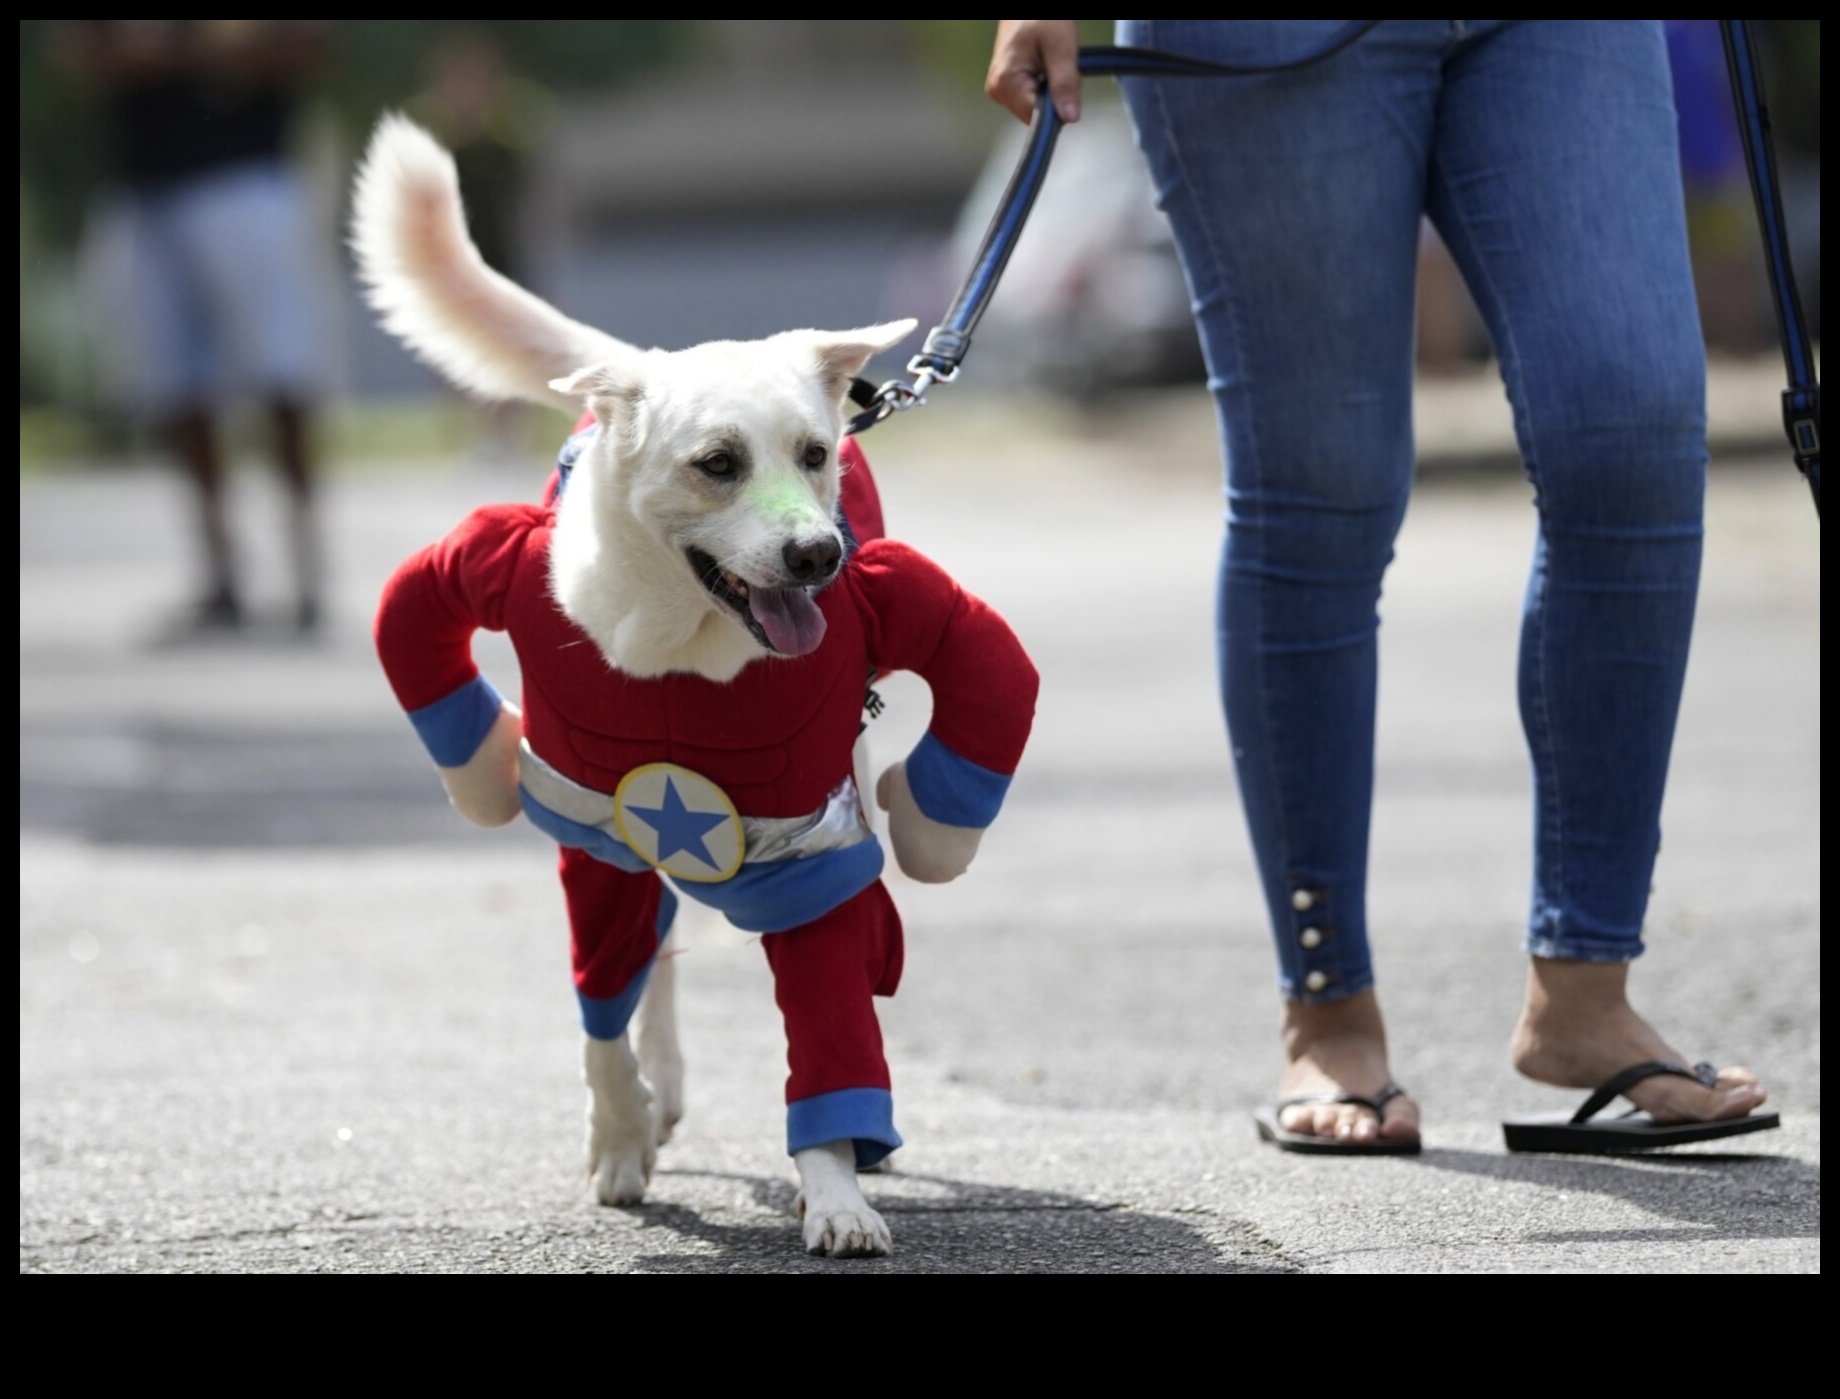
left=1118, top=20, right=1707, bottom=1002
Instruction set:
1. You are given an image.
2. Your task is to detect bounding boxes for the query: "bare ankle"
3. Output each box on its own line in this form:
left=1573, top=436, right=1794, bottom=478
left=1279, top=989, right=1390, bottom=1066
left=1512, top=957, right=1679, bottom=1087
left=1524, top=956, right=1633, bottom=1016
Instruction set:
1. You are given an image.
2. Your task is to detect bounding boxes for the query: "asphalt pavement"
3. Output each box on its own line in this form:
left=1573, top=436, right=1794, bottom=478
left=19, top=371, right=1821, bottom=1272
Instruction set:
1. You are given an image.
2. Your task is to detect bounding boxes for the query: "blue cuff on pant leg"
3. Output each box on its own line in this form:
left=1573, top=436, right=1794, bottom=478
left=577, top=883, right=680, bottom=1041
left=786, top=1087, right=902, bottom=1168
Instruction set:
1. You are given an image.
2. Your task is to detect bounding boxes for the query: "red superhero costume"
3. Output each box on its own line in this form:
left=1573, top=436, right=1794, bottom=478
left=375, top=428, right=1038, bottom=1165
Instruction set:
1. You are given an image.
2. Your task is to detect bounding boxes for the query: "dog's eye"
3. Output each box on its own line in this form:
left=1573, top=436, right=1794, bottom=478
left=801, top=443, right=828, bottom=471
left=696, top=452, right=735, bottom=477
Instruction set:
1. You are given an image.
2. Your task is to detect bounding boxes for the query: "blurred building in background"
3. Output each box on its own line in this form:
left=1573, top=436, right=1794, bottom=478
left=349, top=20, right=993, bottom=397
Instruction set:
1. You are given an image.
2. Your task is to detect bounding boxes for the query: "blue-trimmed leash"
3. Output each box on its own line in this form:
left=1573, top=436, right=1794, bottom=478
left=1720, top=20, right=1820, bottom=515
left=855, top=20, right=1820, bottom=524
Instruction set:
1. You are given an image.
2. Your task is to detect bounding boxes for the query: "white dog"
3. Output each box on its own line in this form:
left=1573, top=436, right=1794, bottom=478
left=354, top=116, right=1037, bottom=1258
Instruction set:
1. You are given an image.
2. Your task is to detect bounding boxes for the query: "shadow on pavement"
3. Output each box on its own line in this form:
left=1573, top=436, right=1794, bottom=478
left=1416, top=1147, right=1819, bottom=1242
left=21, top=715, right=518, bottom=848
left=620, top=1168, right=1299, bottom=1274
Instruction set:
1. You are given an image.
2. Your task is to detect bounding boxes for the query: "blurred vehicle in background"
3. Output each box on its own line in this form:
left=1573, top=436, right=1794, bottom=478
left=945, top=100, right=1204, bottom=400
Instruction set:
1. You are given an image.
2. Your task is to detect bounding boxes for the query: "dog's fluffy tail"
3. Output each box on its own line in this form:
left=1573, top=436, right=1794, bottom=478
left=351, top=114, right=633, bottom=407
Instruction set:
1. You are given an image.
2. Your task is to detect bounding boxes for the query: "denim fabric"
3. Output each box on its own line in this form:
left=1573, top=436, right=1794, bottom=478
left=1118, top=20, right=1707, bottom=1001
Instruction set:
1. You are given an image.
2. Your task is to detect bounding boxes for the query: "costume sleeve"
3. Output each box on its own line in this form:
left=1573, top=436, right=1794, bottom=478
left=851, top=539, right=1039, bottom=829
left=373, top=505, right=534, bottom=768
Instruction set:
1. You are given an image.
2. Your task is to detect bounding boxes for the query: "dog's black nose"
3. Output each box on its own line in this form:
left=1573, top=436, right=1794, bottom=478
left=782, top=537, right=842, bottom=584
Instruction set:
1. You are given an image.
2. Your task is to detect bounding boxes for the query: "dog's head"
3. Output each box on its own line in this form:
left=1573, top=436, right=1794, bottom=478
left=548, top=319, right=915, bottom=677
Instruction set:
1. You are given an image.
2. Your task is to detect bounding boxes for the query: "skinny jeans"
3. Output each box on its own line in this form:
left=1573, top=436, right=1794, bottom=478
left=1118, top=20, right=1707, bottom=1001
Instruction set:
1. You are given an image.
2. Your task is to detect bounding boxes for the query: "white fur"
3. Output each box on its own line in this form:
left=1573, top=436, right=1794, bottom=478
left=352, top=117, right=912, bottom=682
left=795, top=1141, right=893, bottom=1257
left=351, top=115, right=636, bottom=408
left=437, top=701, right=523, bottom=826
left=357, top=116, right=923, bottom=1256
left=584, top=1034, right=654, bottom=1206
left=545, top=329, right=912, bottom=680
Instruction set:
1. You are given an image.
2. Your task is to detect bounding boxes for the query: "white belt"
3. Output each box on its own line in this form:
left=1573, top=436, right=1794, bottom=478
left=518, top=740, right=871, bottom=865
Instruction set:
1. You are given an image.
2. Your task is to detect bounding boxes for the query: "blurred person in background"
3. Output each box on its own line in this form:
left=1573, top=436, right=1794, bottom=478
left=989, top=20, right=1777, bottom=1153
left=62, top=20, right=333, bottom=636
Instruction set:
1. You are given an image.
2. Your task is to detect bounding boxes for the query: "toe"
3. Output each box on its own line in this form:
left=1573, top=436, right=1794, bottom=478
left=1637, top=1065, right=1768, bottom=1124
left=1278, top=1103, right=1324, bottom=1137
left=1377, top=1094, right=1422, bottom=1143
left=1342, top=1106, right=1378, bottom=1143
left=1712, top=1070, right=1767, bottom=1119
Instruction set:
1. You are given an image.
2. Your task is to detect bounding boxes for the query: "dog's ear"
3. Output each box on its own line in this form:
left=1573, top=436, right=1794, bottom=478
left=779, top=320, right=918, bottom=404
left=550, top=360, right=645, bottom=436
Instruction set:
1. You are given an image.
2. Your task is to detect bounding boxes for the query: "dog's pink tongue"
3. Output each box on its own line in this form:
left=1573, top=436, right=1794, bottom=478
left=749, top=587, right=827, bottom=655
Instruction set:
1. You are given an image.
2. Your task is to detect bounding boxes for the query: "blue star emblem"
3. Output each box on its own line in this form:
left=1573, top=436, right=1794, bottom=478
left=622, top=776, right=730, bottom=870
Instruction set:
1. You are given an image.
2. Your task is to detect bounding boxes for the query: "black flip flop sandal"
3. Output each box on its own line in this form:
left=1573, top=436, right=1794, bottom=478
left=1502, top=1060, right=1780, bottom=1154
left=1254, top=1084, right=1421, bottom=1155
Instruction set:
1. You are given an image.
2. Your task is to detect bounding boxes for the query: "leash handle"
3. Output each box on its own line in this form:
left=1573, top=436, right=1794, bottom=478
left=851, top=24, right=1384, bottom=434
left=1719, top=19, right=1819, bottom=515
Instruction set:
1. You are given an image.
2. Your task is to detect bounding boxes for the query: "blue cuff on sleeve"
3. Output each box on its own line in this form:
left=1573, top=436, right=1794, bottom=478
left=903, top=730, right=1012, bottom=829
left=408, top=675, right=506, bottom=768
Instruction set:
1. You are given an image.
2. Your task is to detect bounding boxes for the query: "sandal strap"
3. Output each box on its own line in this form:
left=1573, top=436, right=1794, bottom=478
left=1273, top=1083, right=1410, bottom=1121
left=1570, top=1060, right=1718, bottom=1124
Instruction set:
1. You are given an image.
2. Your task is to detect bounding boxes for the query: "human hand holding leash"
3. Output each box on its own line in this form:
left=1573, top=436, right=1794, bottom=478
left=985, top=19, right=1083, bottom=124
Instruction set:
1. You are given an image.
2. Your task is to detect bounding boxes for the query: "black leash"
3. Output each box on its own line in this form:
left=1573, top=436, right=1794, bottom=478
left=1720, top=20, right=1820, bottom=515
left=849, top=22, right=1382, bottom=435
left=856, top=20, right=1821, bottom=524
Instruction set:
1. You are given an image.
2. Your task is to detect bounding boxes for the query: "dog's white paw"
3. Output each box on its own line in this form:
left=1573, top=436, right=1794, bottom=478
left=797, top=1197, right=893, bottom=1258
left=584, top=1035, right=656, bottom=1206
left=591, top=1141, right=653, bottom=1207
left=793, top=1141, right=892, bottom=1259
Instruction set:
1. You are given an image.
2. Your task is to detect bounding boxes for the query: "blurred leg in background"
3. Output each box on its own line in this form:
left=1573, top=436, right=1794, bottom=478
left=64, top=21, right=332, bottom=637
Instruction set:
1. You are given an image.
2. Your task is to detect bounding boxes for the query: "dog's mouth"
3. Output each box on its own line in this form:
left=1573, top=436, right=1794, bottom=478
left=685, top=546, right=828, bottom=656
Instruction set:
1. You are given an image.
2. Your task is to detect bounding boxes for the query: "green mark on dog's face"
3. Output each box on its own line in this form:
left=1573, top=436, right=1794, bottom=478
left=746, top=473, right=818, bottom=521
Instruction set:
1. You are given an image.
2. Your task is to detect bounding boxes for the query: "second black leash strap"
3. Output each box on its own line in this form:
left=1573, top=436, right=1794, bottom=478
left=1719, top=19, right=1820, bottom=515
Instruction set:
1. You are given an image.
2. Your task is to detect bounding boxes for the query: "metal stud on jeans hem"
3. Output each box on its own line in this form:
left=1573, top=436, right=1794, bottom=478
left=1291, top=889, right=1317, bottom=912
left=1299, top=927, right=1324, bottom=949
left=1304, top=970, right=1330, bottom=993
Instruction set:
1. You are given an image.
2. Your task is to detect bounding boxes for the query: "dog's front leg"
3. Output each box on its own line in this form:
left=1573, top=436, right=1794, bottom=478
left=794, top=1141, right=892, bottom=1258
left=635, top=931, right=684, bottom=1146
left=584, top=1034, right=655, bottom=1205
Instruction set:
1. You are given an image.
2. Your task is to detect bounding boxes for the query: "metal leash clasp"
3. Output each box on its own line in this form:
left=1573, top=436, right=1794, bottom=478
left=883, top=356, right=958, bottom=410
left=852, top=355, right=959, bottom=433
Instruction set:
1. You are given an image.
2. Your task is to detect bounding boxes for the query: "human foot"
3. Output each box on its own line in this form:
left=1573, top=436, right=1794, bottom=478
left=1510, top=959, right=1768, bottom=1125
left=1273, top=990, right=1421, bottom=1146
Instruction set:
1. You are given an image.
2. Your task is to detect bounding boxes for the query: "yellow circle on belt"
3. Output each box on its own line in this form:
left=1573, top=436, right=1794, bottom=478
left=612, top=762, right=746, bottom=883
